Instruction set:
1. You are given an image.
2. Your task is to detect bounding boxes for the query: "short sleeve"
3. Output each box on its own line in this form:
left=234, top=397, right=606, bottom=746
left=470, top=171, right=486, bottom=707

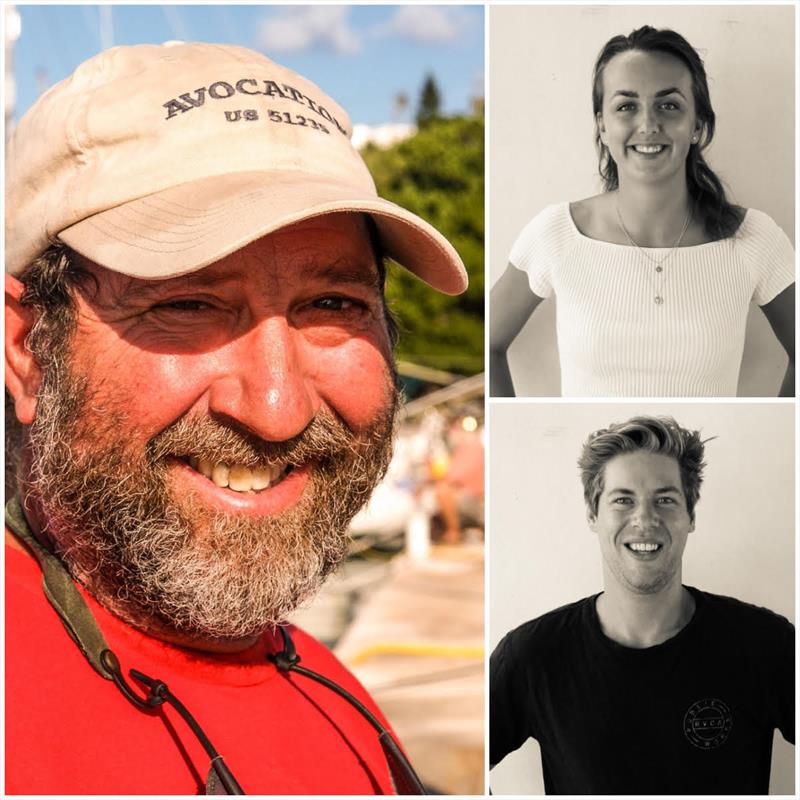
left=738, top=210, right=796, bottom=306
left=767, top=618, right=795, bottom=744
left=490, top=630, right=533, bottom=768
left=508, top=204, right=574, bottom=299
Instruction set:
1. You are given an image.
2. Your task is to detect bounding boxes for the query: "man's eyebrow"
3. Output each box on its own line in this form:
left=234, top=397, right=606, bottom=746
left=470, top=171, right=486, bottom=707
left=111, top=262, right=381, bottom=305
left=115, top=273, right=239, bottom=303
left=606, top=486, right=683, bottom=495
left=310, top=263, right=382, bottom=291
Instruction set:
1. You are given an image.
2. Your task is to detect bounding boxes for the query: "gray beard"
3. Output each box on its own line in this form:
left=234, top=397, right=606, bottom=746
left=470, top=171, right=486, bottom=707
left=26, top=358, right=397, bottom=643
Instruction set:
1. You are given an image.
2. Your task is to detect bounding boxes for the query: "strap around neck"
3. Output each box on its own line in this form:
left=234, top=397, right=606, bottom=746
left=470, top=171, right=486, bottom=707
left=5, top=497, right=113, bottom=679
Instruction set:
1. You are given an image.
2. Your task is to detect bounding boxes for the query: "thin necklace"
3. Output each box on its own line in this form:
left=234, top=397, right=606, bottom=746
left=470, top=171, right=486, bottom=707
left=616, top=199, right=693, bottom=306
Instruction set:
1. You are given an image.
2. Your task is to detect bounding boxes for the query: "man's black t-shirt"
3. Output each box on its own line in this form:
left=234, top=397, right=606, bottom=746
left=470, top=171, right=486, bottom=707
left=490, top=587, right=794, bottom=794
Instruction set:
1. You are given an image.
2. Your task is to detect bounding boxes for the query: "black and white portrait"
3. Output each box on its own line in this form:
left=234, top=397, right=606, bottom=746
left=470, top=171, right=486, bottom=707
left=489, top=402, right=794, bottom=794
left=489, top=5, right=795, bottom=398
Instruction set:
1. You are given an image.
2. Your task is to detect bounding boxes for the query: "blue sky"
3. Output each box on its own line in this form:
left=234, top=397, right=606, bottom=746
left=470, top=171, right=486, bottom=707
left=10, top=5, right=484, bottom=125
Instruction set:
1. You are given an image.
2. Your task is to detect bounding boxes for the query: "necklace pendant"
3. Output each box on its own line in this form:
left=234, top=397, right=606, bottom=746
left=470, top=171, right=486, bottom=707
left=655, top=266, right=663, bottom=273
left=654, top=295, right=664, bottom=305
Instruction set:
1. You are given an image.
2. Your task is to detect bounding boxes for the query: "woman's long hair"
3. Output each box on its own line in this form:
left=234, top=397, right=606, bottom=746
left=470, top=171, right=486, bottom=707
left=592, top=26, right=743, bottom=240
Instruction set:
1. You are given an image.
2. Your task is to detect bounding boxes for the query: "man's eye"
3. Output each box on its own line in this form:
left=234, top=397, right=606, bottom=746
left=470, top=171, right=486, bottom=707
left=659, top=101, right=679, bottom=111
left=617, top=103, right=635, bottom=112
left=612, top=497, right=633, bottom=505
left=155, top=299, right=212, bottom=312
left=312, top=296, right=362, bottom=312
left=656, top=496, right=677, bottom=504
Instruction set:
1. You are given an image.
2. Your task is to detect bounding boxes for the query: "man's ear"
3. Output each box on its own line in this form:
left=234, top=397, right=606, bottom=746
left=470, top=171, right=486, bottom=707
left=596, top=112, right=607, bottom=145
left=5, top=276, right=40, bottom=425
left=586, top=505, right=598, bottom=532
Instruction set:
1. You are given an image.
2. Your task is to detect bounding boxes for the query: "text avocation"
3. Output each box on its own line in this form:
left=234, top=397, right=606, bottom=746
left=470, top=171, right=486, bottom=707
left=163, top=79, right=347, bottom=135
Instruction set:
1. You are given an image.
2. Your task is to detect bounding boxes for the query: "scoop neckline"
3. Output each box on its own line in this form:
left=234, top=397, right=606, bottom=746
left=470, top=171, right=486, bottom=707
left=564, top=201, right=746, bottom=251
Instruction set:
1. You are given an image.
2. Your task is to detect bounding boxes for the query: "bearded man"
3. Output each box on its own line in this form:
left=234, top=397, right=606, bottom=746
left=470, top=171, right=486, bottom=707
left=490, top=416, right=794, bottom=795
left=5, top=43, right=467, bottom=795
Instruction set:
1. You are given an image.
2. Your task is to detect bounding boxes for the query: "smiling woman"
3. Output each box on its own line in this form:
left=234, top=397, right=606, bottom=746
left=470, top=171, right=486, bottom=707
left=490, top=21, right=796, bottom=398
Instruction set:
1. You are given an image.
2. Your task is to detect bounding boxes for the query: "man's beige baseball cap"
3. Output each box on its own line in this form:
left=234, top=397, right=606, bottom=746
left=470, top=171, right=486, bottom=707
left=6, top=42, right=468, bottom=295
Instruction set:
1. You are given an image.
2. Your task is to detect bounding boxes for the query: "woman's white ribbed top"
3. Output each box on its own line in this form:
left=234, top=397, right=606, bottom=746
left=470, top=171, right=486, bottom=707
left=509, top=203, right=795, bottom=397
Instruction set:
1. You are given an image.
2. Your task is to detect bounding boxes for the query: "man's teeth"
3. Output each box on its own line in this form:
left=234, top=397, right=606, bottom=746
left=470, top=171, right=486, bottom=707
left=188, top=457, right=288, bottom=493
left=633, top=144, right=665, bottom=154
left=626, top=542, right=662, bottom=552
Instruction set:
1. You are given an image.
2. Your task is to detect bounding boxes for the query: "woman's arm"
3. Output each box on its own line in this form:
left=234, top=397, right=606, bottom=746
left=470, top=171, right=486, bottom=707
left=761, top=283, right=795, bottom=397
left=490, top=263, right=545, bottom=396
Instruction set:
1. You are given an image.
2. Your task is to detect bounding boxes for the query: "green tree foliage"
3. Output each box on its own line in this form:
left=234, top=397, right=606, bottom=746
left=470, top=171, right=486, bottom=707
left=363, top=111, right=484, bottom=375
left=416, top=74, right=442, bottom=128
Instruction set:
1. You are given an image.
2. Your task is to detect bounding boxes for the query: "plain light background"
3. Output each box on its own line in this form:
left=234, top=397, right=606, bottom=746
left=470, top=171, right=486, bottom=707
left=489, top=402, right=795, bottom=794
left=489, top=5, right=796, bottom=397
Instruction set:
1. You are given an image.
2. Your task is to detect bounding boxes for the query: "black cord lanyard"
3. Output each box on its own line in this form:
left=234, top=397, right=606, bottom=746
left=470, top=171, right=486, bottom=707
left=5, top=499, right=425, bottom=795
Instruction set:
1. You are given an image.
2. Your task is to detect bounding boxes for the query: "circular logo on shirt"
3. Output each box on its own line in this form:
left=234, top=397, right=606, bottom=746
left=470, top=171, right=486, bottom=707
left=683, top=698, right=733, bottom=749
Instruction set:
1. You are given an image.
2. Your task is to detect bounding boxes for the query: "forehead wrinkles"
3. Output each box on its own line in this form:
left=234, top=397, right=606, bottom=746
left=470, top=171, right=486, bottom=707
left=72, top=235, right=379, bottom=312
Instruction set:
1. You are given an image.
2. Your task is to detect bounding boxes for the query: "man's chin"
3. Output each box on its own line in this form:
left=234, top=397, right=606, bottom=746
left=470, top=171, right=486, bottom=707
left=621, top=569, right=677, bottom=595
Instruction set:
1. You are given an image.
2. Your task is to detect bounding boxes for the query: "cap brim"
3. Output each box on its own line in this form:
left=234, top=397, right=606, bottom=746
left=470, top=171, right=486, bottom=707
left=59, top=171, right=468, bottom=295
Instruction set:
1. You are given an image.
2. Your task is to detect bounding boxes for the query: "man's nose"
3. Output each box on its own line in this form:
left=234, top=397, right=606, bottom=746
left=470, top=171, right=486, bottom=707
left=207, top=317, right=319, bottom=441
left=631, top=502, right=659, bottom=530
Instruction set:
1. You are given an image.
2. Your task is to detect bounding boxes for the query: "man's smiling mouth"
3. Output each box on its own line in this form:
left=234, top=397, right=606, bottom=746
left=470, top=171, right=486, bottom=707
left=185, top=457, right=294, bottom=494
left=625, top=542, right=663, bottom=553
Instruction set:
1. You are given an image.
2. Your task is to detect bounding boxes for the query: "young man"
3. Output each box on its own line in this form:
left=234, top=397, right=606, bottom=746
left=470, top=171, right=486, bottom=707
left=491, top=415, right=794, bottom=794
left=5, top=42, right=467, bottom=794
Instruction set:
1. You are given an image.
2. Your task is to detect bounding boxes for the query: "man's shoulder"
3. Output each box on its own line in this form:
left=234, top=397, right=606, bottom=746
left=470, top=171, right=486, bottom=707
left=500, top=594, right=596, bottom=652
left=695, top=587, right=794, bottom=641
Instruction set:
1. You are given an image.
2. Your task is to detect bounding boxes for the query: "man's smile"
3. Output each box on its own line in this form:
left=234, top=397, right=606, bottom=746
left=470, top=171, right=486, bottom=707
left=171, top=457, right=312, bottom=515
left=186, top=456, right=294, bottom=494
left=623, top=540, right=665, bottom=560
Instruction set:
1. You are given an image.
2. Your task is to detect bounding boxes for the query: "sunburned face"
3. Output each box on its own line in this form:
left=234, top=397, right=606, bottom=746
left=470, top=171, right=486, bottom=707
left=597, top=49, right=701, bottom=188
left=588, top=450, right=695, bottom=596
left=21, top=213, right=399, bottom=644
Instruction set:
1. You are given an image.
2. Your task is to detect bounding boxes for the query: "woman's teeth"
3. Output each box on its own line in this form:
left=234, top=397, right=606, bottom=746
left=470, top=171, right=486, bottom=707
left=633, top=144, right=666, bottom=154
left=188, top=457, right=290, bottom=493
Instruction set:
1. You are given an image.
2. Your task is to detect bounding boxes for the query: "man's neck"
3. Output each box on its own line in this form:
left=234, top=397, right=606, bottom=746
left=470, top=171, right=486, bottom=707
left=595, top=578, right=695, bottom=649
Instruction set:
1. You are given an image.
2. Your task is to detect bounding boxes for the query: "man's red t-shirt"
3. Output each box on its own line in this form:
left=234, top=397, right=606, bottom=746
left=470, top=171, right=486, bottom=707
left=5, top=543, right=398, bottom=795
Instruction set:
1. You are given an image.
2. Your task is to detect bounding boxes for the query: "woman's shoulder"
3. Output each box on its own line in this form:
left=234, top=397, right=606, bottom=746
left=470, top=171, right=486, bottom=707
left=521, top=200, right=572, bottom=229
left=512, top=201, right=574, bottom=249
left=737, top=207, right=787, bottom=236
left=731, top=208, right=795, bottom=302
left=733, top=207, right=794, bottom=255
left=567, top=193, right=619, bottom=241
left=509, top=201, right=576, bottom=273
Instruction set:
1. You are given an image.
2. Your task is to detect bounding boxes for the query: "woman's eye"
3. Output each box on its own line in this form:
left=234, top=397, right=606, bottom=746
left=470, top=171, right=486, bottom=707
left=660, top=101, right=679, bottom=111
left=617, top=103, right=635, bottom=112
left=656, top=496, right=677, bottom=505
left=613, top=497, right=633, bottom=505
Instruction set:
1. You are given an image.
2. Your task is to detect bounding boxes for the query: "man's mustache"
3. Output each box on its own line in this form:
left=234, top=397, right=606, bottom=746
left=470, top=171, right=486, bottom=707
left=146, top=410, right=357, bottom=470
